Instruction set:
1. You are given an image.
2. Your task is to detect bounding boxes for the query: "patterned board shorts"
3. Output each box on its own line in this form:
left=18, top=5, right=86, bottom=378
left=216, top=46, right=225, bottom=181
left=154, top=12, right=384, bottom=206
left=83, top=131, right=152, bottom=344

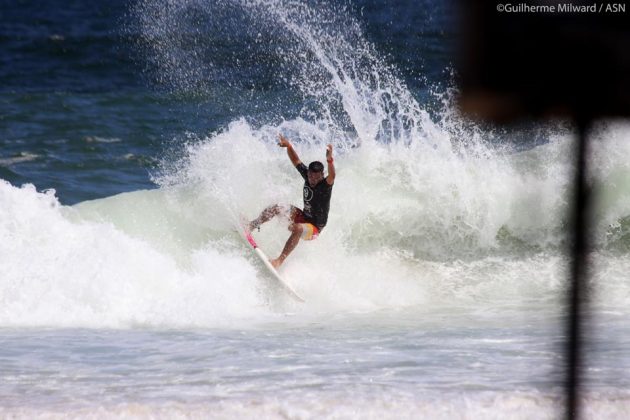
left=290, top=207, right=320, bottom=241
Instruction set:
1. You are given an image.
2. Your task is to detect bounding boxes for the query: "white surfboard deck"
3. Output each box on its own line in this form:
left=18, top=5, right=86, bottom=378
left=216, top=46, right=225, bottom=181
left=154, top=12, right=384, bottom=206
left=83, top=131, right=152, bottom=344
left=239, top=219, right=305, bottom=303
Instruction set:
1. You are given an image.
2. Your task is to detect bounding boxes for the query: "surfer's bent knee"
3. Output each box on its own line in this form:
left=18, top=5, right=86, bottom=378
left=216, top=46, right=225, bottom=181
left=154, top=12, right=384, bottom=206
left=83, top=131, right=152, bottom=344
left=289, top=223, right=303, bottom=234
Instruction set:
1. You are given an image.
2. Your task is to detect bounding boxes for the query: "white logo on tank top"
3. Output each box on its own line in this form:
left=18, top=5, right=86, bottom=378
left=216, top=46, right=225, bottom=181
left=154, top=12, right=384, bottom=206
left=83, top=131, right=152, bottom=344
left=303, top=186, right=313, bottom=201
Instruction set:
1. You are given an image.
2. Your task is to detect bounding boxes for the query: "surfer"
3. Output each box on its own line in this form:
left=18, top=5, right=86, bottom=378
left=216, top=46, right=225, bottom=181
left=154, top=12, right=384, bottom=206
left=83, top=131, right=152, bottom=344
left=249, top=134, right=335, bottom=268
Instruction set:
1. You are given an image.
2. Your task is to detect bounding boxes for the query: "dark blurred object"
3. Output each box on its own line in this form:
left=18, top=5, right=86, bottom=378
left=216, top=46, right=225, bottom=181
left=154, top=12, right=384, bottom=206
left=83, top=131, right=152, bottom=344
left=459, top=0, right=630, bottom=121
left=457, top=2, right=630, bottom=419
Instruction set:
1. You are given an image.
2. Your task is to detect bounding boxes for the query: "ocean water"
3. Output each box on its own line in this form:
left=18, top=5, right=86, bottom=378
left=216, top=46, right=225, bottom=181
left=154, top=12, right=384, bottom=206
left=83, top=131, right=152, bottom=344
left=2, top=0, right=630, bottom=418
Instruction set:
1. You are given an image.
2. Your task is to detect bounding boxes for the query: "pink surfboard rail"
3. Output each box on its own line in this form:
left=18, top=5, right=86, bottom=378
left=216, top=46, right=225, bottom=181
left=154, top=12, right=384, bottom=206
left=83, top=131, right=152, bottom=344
left=246, top=232, right=258, bottom=248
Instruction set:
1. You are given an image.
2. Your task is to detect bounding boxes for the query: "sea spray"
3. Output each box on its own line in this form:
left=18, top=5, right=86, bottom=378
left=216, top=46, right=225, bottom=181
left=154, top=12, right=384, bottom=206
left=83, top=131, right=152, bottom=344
left=2, top=0, right=630, bottom=329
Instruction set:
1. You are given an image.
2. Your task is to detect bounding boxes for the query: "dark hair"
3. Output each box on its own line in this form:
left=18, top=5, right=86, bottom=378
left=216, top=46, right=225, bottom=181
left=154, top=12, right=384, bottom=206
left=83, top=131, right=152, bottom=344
left=308, top=161, right=324, bottom=173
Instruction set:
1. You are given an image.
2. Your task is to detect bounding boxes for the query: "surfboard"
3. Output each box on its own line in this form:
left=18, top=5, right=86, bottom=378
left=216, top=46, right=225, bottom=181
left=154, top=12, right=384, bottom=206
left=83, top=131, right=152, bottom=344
left=239, top=219, right=305, bottom=303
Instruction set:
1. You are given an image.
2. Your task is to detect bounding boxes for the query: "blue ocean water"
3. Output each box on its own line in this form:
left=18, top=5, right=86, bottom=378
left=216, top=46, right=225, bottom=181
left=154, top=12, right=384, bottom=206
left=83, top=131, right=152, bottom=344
left=1, top=0, right=454, bottom=204
left=2, top=0, right=630, bottom=418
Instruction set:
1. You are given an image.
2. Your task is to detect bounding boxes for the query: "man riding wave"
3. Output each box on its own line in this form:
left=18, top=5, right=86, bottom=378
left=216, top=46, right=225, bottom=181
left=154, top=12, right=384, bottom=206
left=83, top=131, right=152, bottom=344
left=249, top=134, right=335, bottom=268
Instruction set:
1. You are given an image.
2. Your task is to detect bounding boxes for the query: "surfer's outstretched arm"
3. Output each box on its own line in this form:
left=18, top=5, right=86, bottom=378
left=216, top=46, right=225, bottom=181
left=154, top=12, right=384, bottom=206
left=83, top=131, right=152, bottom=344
left=325, top=144, right=335, bottom=185
left=278, top=134, right=302, bottom=166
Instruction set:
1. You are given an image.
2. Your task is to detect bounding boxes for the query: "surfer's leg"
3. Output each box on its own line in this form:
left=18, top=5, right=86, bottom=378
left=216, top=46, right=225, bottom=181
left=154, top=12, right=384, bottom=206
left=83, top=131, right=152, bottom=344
left=271, top=224, right=303, bottom=268
left=250, top=204, right=285, bottom=230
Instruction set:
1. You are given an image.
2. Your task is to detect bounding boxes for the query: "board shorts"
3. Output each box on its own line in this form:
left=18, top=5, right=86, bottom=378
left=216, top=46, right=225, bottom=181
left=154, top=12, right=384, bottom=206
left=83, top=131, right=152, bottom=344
left=290, top=207, right=320, bottom=241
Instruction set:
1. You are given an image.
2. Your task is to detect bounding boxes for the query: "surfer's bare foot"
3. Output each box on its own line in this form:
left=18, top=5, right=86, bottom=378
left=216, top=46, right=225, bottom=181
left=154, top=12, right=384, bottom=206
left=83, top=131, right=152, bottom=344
left=270, top=258, right=283, bottom=269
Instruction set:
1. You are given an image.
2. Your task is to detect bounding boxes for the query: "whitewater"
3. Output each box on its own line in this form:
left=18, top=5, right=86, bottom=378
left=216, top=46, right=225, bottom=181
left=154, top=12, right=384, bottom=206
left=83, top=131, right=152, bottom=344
left=2, top=0, right=630, bottom=418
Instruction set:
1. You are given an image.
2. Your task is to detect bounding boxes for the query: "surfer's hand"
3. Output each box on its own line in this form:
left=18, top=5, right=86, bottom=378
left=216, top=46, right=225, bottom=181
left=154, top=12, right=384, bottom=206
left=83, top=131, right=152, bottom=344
left=326, top=144, right=333, bottom=159
left=278, top=134, right=291, bottom=148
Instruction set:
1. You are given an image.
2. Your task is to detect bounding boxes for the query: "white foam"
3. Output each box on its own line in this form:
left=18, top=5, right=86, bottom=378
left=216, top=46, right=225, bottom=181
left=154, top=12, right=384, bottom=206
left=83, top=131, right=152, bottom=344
left=0, top=152, right=39, bottom=166
left=0, top=181, right=266, bottom=328
left=1, top=391, right=628, bottom=420
left=4, top=0, right=630, bottom=328
left=3, top=115, right=630, bottom=328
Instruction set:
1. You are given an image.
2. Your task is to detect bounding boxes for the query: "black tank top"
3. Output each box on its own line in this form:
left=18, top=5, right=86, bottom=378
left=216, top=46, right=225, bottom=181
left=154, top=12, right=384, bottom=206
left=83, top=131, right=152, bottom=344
left=296, top=163, right=333, bottom=229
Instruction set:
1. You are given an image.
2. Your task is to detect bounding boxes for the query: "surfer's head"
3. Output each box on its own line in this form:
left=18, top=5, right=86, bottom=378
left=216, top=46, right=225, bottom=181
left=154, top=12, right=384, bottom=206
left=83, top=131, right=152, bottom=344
left=307, top=161, right=325, bottom=185
left=308, top=161, right=324, bottom=173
